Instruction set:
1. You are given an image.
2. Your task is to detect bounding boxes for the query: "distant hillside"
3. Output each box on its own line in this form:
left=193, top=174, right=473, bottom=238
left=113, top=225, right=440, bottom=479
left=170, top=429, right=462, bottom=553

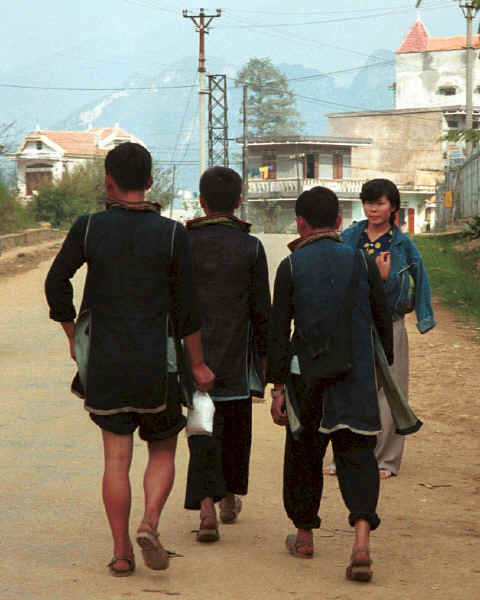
left=0, top=51, right=394, bottom=190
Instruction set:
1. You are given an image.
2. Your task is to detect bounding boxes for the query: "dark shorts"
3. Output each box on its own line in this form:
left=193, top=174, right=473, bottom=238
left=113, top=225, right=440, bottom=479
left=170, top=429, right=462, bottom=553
left=90, top=374, right=186, bottom=442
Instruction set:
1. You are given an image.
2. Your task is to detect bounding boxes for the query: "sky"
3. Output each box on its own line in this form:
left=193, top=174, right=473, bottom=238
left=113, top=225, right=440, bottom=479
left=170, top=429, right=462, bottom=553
left=0, top=0, right=473, bottom=188
left=0, top=0, right=469, bottom=79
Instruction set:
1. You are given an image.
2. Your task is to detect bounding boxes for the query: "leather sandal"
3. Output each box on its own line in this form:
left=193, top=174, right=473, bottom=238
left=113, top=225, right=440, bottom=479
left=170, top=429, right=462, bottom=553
left=107, top=555, right=135, bottom=577
left=197, top=514, right=220, bottom=543
left=346, top=547, right=373, bottom=582
left=219, top=496, right=242, bottom=524
left=136, top=521, right=169, bottom=570
left=285, top=534, right=314, bottom=559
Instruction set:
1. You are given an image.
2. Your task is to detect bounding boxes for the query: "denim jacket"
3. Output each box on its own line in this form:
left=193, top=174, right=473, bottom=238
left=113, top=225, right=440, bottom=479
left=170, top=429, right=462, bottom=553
left=342, top=220, right=436, bottom=333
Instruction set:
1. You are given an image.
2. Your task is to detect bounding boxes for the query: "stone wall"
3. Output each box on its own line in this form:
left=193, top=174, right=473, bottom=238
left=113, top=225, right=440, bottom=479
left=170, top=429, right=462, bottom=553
left=0, top=228, right=64, bottom=252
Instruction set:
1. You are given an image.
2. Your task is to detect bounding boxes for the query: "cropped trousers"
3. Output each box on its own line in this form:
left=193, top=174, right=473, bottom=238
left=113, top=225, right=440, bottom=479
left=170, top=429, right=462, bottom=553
left=284, top=375, right=380, bottom=531
left=185, top=398, right=252, bottom=510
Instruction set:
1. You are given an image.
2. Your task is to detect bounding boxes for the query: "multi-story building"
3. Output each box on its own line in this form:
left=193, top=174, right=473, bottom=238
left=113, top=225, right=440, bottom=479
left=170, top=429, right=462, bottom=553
left=245, top=135, right=371, bottom=232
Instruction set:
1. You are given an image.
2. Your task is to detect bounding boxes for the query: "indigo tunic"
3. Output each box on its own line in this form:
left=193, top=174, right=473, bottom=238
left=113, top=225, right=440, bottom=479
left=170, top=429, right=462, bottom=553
left=45, top=207, right=200, bottom=415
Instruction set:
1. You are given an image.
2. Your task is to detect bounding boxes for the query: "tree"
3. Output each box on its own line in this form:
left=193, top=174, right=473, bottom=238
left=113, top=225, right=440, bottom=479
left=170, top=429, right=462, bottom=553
left=31, top=159, right=106, bottom=228
left=236, top=58, right=303, bottom=137
left=148, top=165, right=176, bottom=209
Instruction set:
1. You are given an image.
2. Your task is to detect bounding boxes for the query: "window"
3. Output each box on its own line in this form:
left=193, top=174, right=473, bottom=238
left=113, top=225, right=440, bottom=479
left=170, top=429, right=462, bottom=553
left=437, top=86, right=457, bottom=96
left=262, top=152, right=276, bottom=180
left=475, top=86, right=480, bottom=94
left=36, top=141, right=42, bottom=150
left=447, top=120, right=459, bottom=129
left=305, top=154, right=315, bottom=179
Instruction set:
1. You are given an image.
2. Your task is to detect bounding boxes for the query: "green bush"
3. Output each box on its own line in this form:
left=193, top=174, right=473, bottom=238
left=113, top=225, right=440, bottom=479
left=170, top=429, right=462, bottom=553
left=0, top=182, right=34, bottom=234
left=31, top=160, right=106, bottom=228
left=463, top=215, right=480, bottom=240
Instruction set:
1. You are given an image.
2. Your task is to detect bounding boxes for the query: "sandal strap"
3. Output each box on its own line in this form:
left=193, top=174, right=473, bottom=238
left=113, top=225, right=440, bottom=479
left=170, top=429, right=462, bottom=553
left=108, top=556, right=135, bottom=569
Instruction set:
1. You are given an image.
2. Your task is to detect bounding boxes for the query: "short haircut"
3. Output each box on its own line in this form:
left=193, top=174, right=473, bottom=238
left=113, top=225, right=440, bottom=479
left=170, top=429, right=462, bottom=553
left=105, top=142, right=152, bottom=191
left=295, top=186, right=339, bottom=228
left=199, top=166, right=242, bottom=213
left=360, top=178, right=400, bottom=212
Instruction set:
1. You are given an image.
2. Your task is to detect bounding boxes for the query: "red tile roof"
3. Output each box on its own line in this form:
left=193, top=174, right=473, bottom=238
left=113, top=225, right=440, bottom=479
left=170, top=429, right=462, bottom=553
left=397, top=19, right=429, bottom=53
left=22, top=127, right=134, bottom=156
left=397, top=19, right=480, bottom=53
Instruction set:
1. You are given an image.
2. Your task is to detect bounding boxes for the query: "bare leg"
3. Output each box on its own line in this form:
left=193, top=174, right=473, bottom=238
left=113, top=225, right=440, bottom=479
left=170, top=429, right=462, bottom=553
left=352, top=519, right=371, bottom=558
left=141, top=435, right=178, bottom=530
left=101, top=430, right=134, bottom=573
left=200, top=496, right=217, bottom=527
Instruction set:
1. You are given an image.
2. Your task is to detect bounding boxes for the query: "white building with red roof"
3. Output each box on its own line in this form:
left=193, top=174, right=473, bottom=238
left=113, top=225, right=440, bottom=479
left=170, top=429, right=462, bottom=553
left=12, top=125, right=144, bottom=198
left=396, top=18, right=480, bottom=117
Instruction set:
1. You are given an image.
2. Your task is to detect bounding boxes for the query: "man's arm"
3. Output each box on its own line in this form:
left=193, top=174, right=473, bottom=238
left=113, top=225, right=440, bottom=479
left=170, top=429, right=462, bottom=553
left=45, top=216, right=88, bottom=360
left=249, top=239, right=271, bottom=374
left=168, top=224, right=214, bottom=392
left=267, top=258, right=294, bottom=425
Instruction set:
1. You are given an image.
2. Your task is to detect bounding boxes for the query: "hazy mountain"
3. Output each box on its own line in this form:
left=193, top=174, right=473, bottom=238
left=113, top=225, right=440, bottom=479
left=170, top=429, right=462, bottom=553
left=0, top=50, right=395, bottom=189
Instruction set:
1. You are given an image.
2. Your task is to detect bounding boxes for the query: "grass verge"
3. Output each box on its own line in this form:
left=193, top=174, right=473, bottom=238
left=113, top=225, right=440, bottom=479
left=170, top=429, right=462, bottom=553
left=413, top=234, right=480, bottom=327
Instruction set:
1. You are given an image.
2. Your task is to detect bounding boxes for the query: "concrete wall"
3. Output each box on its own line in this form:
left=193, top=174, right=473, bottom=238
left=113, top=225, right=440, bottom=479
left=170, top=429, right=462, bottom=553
left=396, top=49, right=480, bottom=110
left=0, top=228, right=64, bottom=252
left=328, top=110, right=445, bottom=187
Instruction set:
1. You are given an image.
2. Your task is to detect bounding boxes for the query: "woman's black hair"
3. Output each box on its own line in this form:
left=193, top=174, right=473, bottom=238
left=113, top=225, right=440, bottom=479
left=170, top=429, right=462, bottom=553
left=360, top=178, right=400, bottom=226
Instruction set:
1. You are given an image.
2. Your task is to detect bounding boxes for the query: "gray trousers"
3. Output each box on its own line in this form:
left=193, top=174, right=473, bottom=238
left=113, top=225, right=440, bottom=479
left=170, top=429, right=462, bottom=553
left=376, top=319, right=408, bottom=475
left=327, top=319, right=410, bottom=476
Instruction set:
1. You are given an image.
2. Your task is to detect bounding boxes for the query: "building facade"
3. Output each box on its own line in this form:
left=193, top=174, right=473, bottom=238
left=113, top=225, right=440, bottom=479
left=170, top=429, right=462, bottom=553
left=12, top=126, right=143, bottom=199
left=244, top=136, right=371, bottom=232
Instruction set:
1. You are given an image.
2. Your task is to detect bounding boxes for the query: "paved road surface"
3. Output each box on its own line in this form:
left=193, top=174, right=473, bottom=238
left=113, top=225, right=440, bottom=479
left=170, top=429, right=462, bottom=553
left=0, top=235, right=479, bottom=600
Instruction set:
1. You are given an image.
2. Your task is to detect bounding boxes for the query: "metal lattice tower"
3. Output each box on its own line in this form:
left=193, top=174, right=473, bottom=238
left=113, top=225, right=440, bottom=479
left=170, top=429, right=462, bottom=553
left=208, top=74, right=229, bottom=167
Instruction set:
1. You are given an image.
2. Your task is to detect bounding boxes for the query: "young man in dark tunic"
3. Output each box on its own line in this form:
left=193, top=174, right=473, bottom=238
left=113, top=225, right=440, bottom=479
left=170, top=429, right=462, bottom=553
left=45, top=142, right=214, bottom=576
left=184, top=166, right=270, bottom=541
left=267, top=187, right=393, bottom=582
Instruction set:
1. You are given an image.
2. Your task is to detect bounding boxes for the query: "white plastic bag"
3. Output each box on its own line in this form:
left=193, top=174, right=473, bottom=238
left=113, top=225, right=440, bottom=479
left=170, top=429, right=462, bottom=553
left=186, top=391, right=215, bottom=437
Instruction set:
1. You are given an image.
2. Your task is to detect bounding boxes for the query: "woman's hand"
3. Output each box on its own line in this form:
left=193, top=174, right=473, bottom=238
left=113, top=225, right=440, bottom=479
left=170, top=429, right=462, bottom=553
left=375, top=251, right=391, bottom=280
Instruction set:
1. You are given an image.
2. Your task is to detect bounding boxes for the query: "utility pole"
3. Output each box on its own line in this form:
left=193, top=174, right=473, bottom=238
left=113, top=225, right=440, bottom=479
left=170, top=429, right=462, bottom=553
left=416, top=1, right=479, bottom=154
left=169, top=164, right=176, bottom=220
left=182, top=8, right=222, bottom=176
left=460, top=1, right=477, bottom=154
left=241, top=84, right=249, bottom=221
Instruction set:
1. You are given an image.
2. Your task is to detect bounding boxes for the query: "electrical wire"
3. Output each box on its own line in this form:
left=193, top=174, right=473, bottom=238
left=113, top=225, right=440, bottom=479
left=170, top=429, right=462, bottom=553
left=215, top=2, right=453, bottom=29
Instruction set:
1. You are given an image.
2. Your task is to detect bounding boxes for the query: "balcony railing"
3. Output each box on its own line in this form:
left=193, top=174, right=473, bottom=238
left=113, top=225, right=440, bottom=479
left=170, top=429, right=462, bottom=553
left=248, top=177, right=365, bottom=197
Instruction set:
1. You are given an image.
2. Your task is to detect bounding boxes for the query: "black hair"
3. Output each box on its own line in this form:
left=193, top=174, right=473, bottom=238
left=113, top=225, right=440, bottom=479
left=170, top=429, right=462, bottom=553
left=360, top=178, right=400, bottom=226
left=199, top=166, right=242, bottom=213
left=105, top=142, right=152, bottom=191
left=295, top=186, right=339, bottom=228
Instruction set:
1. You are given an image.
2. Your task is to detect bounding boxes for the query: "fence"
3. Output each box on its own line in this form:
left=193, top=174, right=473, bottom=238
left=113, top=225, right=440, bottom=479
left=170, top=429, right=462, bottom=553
left=438, top=149, right=480, bottom=229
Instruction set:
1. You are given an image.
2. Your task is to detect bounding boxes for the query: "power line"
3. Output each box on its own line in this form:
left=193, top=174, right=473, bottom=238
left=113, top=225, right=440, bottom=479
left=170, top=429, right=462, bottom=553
left=0, top=83, right=196, bottom=92
left=222, top=0, right=446, bottom=17
left=216, top=2, right=453, bottom=29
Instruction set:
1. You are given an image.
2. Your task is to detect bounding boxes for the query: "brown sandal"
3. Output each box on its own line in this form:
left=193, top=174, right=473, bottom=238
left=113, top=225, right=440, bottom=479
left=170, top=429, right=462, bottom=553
left=136, top=521, right=169, bottom=570
left=219, top=496, right=242, bottom=524
left=197, top=514, right=220, bottom=543
left=346, top=547, right=373, bottom=582
left=285, top=534, right=314, bottom=559
left=107, top=555, right=135, bottom=577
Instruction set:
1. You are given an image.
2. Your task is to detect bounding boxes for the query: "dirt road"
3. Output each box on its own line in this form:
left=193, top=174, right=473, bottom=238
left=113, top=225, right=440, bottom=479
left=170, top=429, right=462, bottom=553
left=0, top=235, right=479, bottom=600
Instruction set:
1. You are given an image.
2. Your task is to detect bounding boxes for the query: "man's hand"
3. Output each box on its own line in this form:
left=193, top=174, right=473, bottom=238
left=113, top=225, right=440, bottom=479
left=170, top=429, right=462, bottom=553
left=375, top=251, right=391, bottom=281
left=68, top=337, right=76, bottom=361
left=61, top=321, right=76, bottom=361
left=271, top=392, right=288, bottom=426
left=192, top=362, right=215, bottom=393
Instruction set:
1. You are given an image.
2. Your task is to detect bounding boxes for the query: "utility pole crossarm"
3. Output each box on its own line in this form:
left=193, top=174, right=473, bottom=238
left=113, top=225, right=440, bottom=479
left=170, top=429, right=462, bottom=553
left=182, top=8, right=222, bottom=175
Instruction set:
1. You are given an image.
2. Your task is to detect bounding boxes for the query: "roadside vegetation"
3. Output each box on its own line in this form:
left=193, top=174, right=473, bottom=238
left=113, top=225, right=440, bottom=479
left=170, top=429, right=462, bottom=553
left=0, top=181, right=34, bottom=234
left=414, top=223, right=480, bottom=326
left=0, top=159, right=174, bottom=235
